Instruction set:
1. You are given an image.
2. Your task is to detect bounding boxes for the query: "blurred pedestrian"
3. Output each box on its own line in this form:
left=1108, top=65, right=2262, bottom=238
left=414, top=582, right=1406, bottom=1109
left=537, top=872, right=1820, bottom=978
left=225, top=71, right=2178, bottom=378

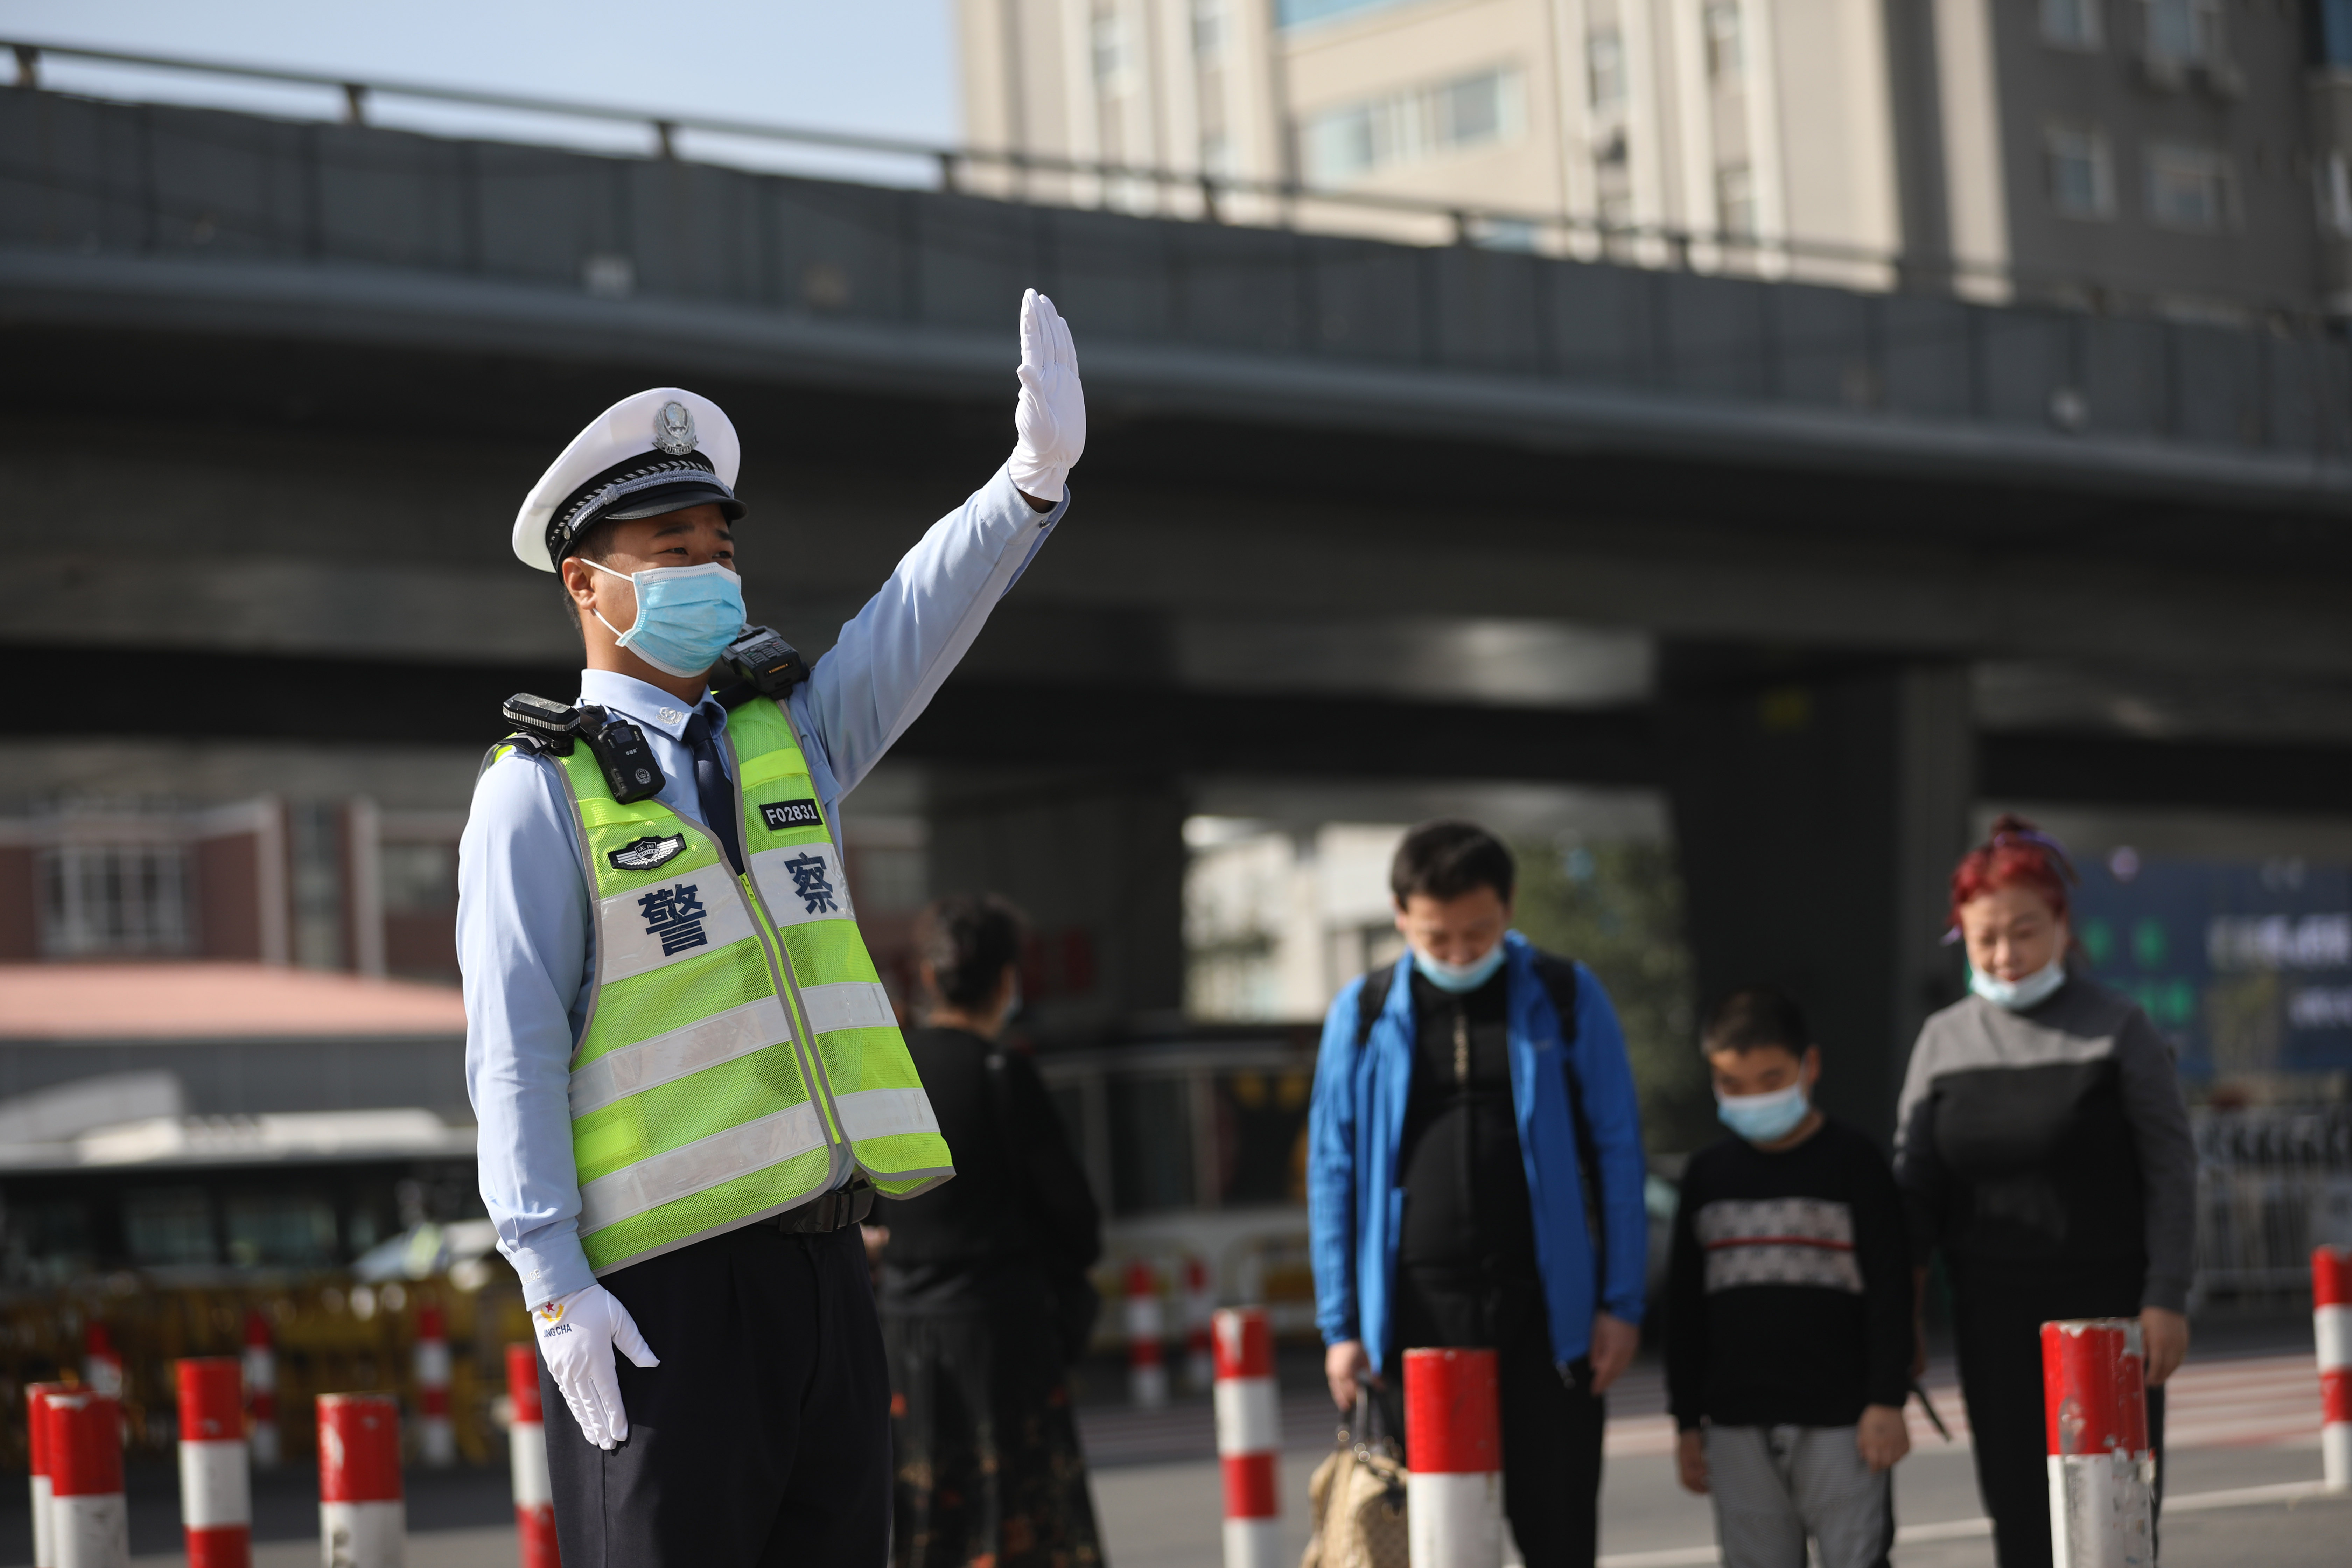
left=1667, top=987, right=1911, bottom=1568
left=1893, top=815, right=2195, bottom=1568
left=1309, top=820, right=1650, bottom=1568
left=877, top=894, right=1106, bottom=1568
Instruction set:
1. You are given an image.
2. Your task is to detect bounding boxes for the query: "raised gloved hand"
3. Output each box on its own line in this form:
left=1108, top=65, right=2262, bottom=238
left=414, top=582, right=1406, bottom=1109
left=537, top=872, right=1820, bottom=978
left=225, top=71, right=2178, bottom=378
left=532, top=1283, right=659, bottom=1450
left=1007, top=288, right=1085, bottom=505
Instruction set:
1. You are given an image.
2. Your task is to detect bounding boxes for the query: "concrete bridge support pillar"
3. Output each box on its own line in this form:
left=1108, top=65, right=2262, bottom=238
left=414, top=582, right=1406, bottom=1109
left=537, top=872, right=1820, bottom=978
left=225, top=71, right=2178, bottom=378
left=1659, top=648, right=1974, bottom=1141
left=925, top=773, right=1189, bottom=1040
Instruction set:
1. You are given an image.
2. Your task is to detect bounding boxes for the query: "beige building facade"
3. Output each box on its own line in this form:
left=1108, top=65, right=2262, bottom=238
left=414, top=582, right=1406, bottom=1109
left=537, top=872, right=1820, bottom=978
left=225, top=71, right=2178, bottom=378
left=958, top=0, right=2341, bottom=316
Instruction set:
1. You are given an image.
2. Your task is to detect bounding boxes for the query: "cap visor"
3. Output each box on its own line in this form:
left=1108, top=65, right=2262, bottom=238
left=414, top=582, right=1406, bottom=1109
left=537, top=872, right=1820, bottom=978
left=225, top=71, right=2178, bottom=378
left=597, top=481, right=746, bottom=525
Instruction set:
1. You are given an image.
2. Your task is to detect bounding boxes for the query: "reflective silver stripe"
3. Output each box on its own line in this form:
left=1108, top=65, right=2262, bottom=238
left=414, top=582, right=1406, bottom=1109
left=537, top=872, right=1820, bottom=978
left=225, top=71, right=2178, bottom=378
left=596, top=871, right=757, bottom=984
left=577, top=1103, right=827, bottom=1235
left=747, top=842, right=858, bottom=928
left=834, top=1085, right=940, bottom=1142
left=568, top=997, right=792, bottom=1120
left=799, top=980, right=895, bottom=1036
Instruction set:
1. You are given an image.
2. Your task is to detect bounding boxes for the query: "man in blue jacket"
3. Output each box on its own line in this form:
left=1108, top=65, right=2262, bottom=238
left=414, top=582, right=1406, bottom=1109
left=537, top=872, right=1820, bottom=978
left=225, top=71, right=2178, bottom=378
left=1309, top=819, right=1649, bottom=1568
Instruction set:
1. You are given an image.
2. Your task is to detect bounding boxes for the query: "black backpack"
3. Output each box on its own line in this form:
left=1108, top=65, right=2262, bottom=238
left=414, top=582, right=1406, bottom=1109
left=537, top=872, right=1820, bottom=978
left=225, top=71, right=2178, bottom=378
left=1354, top=951, right=1605, bottom=1234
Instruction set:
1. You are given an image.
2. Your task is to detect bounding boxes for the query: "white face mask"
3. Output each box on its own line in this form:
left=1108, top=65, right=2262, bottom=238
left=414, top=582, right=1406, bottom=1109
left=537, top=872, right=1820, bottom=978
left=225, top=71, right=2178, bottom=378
left=1971, top=956, right=2067, bottom=1011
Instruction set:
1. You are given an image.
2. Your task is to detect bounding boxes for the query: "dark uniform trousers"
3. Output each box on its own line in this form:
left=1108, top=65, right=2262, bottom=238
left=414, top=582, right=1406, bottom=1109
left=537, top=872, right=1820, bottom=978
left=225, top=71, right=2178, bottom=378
left=1374, top=1269, right=1608, bottom=1568
left=541, top=1221, right=890, bottom=1568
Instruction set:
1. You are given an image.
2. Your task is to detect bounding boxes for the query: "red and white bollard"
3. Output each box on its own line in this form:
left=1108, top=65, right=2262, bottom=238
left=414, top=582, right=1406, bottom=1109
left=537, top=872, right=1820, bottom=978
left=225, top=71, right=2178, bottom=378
left=27, top=1380, right=66, bottom=1568
left=507, top=1344, right=560, bottom=1568
left=1212, top=1308, right=1280, bottom=1568
left=1404, top=1348, right=1502, bottom=1568
left=1184, top=1258, right=1217, bottom=1392
left=44, top=1390, right=127, bottom=1568
left=81, top=1325, right=122, bottom=1401
left=414, top=1302, right=455, bottom=1468
left=2317, top=1245, right=2351, bottom=1492
left=177, top=1358, right=251, bottom=1568
left=319, top=1393, right=405, bottom=1568
left=243, top=1310, right=280, bottom=1470
left=1126, top=1260, right=1167, bottom=1409
left=2041, top=1318, right=2156, bottom=1568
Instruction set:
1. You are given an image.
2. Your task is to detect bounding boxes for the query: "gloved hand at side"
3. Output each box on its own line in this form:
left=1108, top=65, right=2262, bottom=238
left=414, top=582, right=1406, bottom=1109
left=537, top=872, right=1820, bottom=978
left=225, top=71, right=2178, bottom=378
left=533, top=1283, right=659, bottom=1450
left=1007, top=287, right=1085, bottom=505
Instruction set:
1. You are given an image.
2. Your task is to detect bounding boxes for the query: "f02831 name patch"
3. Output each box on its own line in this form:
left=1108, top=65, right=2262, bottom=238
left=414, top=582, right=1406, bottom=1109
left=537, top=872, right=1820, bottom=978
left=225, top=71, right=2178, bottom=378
left=607, top=834, right=687, bottom=872
left=760, top=798, right=824, bottom=832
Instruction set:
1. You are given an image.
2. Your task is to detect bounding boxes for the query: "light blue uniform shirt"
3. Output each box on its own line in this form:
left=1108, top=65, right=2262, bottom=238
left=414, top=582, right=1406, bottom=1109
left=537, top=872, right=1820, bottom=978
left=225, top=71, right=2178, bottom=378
left=459, top=466, right=1066, bottom=1307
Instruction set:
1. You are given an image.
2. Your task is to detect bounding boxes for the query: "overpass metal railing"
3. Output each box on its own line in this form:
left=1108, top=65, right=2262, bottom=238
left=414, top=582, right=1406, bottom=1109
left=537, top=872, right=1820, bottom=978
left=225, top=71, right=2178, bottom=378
left=2191, top=1104, right=2352, bottom=1310
left=0, top=33, right=2331, bottom=334
left=1, top=42, right=2347, bottom=469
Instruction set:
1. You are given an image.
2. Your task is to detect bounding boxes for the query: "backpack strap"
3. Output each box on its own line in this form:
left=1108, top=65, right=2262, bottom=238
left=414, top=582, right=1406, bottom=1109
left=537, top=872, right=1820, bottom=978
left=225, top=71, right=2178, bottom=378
left=1354, top=962, right=1399, bottom=1049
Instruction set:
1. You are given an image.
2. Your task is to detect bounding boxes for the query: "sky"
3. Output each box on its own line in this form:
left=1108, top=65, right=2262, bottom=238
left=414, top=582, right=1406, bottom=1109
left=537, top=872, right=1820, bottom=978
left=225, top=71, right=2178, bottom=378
left=0, top=1, right=960, bottom=184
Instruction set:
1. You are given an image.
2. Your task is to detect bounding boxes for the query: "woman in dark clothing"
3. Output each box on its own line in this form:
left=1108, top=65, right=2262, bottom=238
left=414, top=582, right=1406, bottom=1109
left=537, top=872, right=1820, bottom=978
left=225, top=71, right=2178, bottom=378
left=877, top=894, right=1107, bottom=1568
left=1893, top=817, right=2196, bottom=1568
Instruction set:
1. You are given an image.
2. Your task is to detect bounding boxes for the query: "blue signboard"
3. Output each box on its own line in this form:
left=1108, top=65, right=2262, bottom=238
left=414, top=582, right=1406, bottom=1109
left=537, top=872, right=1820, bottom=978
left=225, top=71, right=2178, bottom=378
left=2067, top=852, right=2352, bottom=1081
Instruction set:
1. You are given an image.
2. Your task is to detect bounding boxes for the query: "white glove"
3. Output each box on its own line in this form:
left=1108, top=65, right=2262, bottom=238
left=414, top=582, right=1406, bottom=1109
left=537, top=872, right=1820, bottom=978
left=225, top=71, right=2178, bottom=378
left=532, top=1284, right=659, bottom=1450
left=1007, top=287, right=1085, bottom=504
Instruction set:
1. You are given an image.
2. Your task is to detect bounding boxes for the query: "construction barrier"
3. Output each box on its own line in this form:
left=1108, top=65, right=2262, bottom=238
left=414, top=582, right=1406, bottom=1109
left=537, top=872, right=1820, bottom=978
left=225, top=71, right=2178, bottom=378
left=2041, top=1318, right=2156, bottom=1568
left=1403, top=1348, right=1501, bottom=1568
left=46, top=1390, right=128, bottom=1568
left=1184, top=1258, right=1216, bottom=1393
left=1212, top=1308, right=1280, bottom=1568
left=177, top=1358, right=250, bottom=1568
left=318, top=1393, right=405, bottom=1568
left=243, top=1310, right=279, bottom=1470
left=81, top=1326, right=122, bottom=1401
left=2318, top=1245, right=2351, bottom=1492
left=1125, top=1261, right=1167, bottom=1409
left=27, top=1380, right=66, bottom=1568
left=415, top=1303, right=454, bottom=1468
left=507, top=1344, right=559, bottom=1568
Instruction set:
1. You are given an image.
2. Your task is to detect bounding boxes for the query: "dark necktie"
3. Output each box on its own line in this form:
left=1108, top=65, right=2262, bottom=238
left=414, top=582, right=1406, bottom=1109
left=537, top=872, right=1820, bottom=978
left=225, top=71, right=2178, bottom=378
left=681, top=711, right=744, bottom=876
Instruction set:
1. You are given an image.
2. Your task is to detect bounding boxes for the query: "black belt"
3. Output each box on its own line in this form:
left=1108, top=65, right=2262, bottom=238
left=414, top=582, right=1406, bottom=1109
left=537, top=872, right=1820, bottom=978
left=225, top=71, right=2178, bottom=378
left=769, top=1184, right=873, bottom=1234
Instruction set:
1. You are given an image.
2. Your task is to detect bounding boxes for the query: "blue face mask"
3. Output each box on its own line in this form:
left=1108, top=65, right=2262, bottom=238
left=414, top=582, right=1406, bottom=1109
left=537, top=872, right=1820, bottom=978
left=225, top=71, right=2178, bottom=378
left=1413, top=941, right=1507, bottom=994
left=1716, top=1076, right=1811, bottom=1144
left=1970, top=957, right=2067, bottom=1012
left=588, top=560, right=746, bottom=679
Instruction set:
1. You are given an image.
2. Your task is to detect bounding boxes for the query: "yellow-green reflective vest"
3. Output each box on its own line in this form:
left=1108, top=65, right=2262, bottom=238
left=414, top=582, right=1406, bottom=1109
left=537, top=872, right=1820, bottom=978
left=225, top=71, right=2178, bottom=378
left=527, top=695, right=951, bottom=1275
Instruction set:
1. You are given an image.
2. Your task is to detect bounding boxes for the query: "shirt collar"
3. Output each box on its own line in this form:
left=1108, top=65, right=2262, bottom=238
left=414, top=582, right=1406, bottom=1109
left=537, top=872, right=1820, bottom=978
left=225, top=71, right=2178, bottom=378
left=576, top=668, right=724, bottom=740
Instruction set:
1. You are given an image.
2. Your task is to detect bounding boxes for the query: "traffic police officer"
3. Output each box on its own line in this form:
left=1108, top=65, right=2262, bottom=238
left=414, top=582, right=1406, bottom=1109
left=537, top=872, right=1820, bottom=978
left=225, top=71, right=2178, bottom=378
left=459, top=290, right=1086, bottom=1565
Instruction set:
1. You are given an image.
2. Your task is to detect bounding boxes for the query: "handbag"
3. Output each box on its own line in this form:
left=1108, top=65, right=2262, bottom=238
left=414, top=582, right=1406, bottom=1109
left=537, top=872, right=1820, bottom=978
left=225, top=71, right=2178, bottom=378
left=1301, top=1384, right=1409, bottom=1568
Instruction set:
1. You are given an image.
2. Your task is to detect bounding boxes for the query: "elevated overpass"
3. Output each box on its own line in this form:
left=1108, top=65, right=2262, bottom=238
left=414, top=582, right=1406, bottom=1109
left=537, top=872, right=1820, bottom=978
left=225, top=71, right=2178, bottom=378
left=4, top=78, right=2350, bottom=1130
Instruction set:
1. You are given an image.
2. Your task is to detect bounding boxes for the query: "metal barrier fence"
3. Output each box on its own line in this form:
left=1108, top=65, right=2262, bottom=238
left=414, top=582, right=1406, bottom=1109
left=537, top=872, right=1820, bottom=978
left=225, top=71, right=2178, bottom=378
left=2193, top=1105, right=2352, bottom=1308
left=0, top=31, right=2338, bottom=332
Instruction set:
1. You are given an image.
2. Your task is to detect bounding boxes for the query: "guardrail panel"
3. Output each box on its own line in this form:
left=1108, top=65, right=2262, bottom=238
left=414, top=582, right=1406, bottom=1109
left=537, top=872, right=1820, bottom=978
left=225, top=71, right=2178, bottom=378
left=2173, top=322, right=2265, bottom=448
left=1304, top=233, right=1426, bottom=364
left=472, top=142, right=631, bottom=292
left=0, top=89, right=142, bottom=254
left=1164, top=220, right=1309, bottom=356
left=1978, top=307, right=2071, bottom=432
left=1041, top=204, right=1180, bottom=345
left=1427, top=246, right=1544, bottom=377
left=2082, top=316, right=2169, bottom=441
left=1546, top=260, right=1654, bottom=388
left=312, top=121, right=477, bottom=274
left=769, top=175, right=914, bottom=324
left=1657, top=271, right=1768, bottom=399
left=908, top=188, right=1039, bottom=332
left=1765, top=281, right=1873, bottom=412
left=1878, top=295, right=1973, bottom=420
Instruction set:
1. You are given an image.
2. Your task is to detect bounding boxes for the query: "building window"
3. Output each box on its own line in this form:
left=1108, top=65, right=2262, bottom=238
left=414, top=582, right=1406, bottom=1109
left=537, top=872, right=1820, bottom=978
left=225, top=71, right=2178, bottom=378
left=39, top=843, right=193, bottom=958
left=1092, top=7, right=1129, bottom=89
left=2045, top=125, right=2115, bottom=216
left=124, top=1189, right=216, bottom=1267
left=1704, top=1, right=1744, bottom=78
left=2042, top=0, right=2103, bottom=46
left=1192, top=0, right=1226, bottom=57
left=1588, top=28, right=1627, bottom=113
left=1302, top=67, right=1527, bottom=184
left=2144, top=0, right=2220, bottom=63
left=2146, top=141, right=2231, bottom=227
left=1716, top=164, right=1757, bottom=237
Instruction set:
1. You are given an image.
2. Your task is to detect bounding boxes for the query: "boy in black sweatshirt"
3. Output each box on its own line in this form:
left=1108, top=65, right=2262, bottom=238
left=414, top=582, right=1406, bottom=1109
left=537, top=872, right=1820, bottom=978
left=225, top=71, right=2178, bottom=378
left=1665, top=987, right=1913, bottom=1568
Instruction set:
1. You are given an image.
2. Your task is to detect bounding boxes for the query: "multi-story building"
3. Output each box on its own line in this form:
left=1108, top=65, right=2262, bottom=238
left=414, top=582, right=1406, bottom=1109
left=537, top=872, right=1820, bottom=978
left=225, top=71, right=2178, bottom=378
left=959, top=0, right=2347, bottom=315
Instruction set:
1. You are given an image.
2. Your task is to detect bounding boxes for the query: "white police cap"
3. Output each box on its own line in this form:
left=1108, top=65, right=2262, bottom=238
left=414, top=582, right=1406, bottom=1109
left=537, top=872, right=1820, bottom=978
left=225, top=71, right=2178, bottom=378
left=512, top=388, right=746, bottom=572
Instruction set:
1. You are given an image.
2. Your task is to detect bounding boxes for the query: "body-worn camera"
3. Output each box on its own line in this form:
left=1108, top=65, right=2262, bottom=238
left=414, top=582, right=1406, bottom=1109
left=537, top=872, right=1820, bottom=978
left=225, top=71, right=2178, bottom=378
left=500, top=693, right=665, bottom=804
left=715, top=625, right=810, bottom=708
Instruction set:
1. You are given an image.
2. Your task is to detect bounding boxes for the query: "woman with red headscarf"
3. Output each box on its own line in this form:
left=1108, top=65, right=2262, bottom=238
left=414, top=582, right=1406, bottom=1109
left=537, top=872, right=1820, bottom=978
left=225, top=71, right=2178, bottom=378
left=1892, top=815, right=2196, bottom=1568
